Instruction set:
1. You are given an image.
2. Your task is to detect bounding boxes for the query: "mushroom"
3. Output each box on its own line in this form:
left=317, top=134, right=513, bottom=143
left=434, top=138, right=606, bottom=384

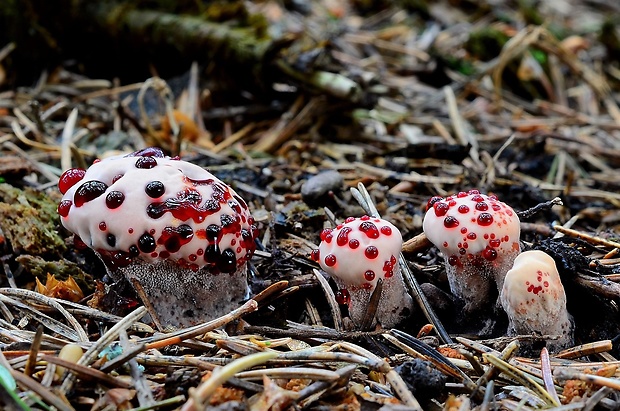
left=422, top=190, right=520, bottom=315
left=311, top=216, right=413, bottom=328
left=500, top=250, right=574, bottom=351
left=57, top=147, right=258, bottom=329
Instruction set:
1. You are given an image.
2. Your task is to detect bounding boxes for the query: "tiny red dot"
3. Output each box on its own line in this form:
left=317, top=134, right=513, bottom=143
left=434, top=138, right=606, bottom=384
left=98, top=222, right=107, bottom=231
left=477, top=213, right=494, bottom=226
left=364, top=270, right=376, bottom=281
left=349, top=239, right=360, bottom=249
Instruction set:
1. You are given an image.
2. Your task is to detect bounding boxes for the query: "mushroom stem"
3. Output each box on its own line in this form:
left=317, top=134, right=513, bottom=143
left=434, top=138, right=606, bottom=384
left=112, top=261, right=248, bottom=330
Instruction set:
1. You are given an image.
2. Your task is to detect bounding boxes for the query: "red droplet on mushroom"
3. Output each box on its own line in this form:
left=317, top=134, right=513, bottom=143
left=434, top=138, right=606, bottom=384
left=433, top=201, right=449, bottom=216
left=58, top=168, right=86, bottom=195
left=475, top=202, right=488, bottom=211
left=106, top=191, right=125, bottom=209
left=320, top=228, right=332, bottom=242
left=365, top=245, right=379, bottom=259
left=427, top=196, right=443, bottom=211
left=482, top=247, right=498, bottom=261
left=364, top=270, right=375, bottom=281
left=335, top=289, right=351, bottom=305
left=74, top=181, right=108, bottom=207
left=337, top=227, right=352, bottom=246
left=359, top=221, right=380, bottom=238
left=145, top=181, right=165, bottom=198
left=477, top=213, right=493, bottom=226
left=380, top=226, right=392, bottom=235
left=444, top=216, right=459, bottom=228
left=324, top=254, right=337, bottom=266
left=135, top=156, right=158, bottom=169
left=58, top=200, right=72, bottom=217
left=311, top=249, right=320, bottom=261
left=99, top=222, right=107, bottom=231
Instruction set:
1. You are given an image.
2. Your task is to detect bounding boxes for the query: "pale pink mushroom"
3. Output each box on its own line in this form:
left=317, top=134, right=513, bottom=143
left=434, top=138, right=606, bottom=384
left=311, top=216, right=413, bottom=328
left=57, top=147, right=258, bottom=329
left=500, top=250, right=573, bottom=351
left=422, top=190, right=520, bottom=315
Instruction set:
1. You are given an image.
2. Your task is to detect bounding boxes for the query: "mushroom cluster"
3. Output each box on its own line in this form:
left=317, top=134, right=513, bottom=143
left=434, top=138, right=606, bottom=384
left=422, top=190, right=521, bottom=315
left=58, top=147, right=258, bottom=329
left=311, top=216, right=413, bottom=328
left=500, top=250, right=573, bottom=351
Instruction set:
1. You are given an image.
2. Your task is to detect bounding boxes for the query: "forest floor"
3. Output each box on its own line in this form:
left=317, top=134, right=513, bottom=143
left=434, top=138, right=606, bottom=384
left=1, top=0, right=620, bottom=410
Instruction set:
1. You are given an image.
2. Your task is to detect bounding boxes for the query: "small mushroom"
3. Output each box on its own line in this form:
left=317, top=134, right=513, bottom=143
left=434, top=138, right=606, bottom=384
left=422, top=190, right=521, bottom=315
left=500, top=250, right=574, bottom=351
left=311, top=216, right=413, bottom=328
left=57, top=147, right=258, bottom=329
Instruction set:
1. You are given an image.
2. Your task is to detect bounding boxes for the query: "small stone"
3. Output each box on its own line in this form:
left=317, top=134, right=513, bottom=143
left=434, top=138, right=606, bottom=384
left=395, top=359, right=447, bottom=402
left=301, top=170, right=344, bottom=206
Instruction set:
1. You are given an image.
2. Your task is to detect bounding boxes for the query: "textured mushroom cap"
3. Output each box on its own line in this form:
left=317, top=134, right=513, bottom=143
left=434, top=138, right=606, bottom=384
left=57, top=148, right=257, bottom=273
left=311, top=216, right=402, bottom=289
left=501, top=250, right=567, bottom=321
left=422, top=190, right=520, bottom=268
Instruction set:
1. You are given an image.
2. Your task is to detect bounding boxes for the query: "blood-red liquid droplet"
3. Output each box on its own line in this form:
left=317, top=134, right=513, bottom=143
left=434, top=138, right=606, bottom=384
left=448, top=255, right=460, bottom=266
left=74, top=180, right=108, bottom=207
left=145, top=181, right=165, bottom=198
left=427, top=196, right=443, bottom=211
left=444, top=216, right=459, bottom=228
left=311, top=249, right=320, bottom=261
left=112, top=174, right=124, bottom=184
left=335, top=289, right=350, bottom=305
left=380, top=226, right=392, bottom=235
left=364, top=270, right=375, bottom=281
left=320, top=228, right=333, bottom=242
left=477, top=213, right=494, bottom=226
left=360, top=215, right=370, bottom=221
left=135, top=156, right=158, bottom=169
left=482, top=247, right=498, bottom=261
left=324, top=254, right=337, bottom=266
left=337, top=227, right=352, bottom=246
left=138, top=233, right=157, bottom=253
left=471, top=195, right=484, bottom=202
left=365, top=246, right=379, bottom=259
left=345, top=216, right=356, bottom=223
left=58, top=168, right=86, bottom=194
left=489, top=239, right=501, bottom=248
left=57, top=200, right=72, bottom=217
left=349, top=239, right=360, bottom=249
left=492, top=204, right=501, bottom=211
left=99, top=222, right=107, bottom=231
left=475, top=202, right=489, bottom=211
left=433, top=201, right=449, bottom=217
left=456, top=191, right=468, bottom=198
left=467, top=232, right=477, bottom=240
left=359, top=221, right=380, bottom=239
left=106, top=191, right=125, bottom=209
left=127, top=147, right=166, bottom=158
left=468, top=189, right=480, bottom=195
left=458, top=205, right=469, bottom=214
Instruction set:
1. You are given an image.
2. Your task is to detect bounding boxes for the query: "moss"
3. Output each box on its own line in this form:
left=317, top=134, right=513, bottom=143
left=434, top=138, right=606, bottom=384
left=0, top=184, right=66, bottom=256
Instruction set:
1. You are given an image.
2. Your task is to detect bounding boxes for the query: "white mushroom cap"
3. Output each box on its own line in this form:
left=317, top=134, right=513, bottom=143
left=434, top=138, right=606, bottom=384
left=422, top=190, right=521, bottom=314
left=423, top=190, right=520, bottom=269
left=312, top=216, right=402, bottom=289
left=500, top=250, right=573, bottom=349
left=57, top=148, right=257, bottom=274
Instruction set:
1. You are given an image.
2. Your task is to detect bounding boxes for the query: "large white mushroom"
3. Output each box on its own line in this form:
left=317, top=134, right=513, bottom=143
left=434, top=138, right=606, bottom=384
left=57, top=147, right=258, bottom=329
left=311, top=216, right=413, bottom=328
